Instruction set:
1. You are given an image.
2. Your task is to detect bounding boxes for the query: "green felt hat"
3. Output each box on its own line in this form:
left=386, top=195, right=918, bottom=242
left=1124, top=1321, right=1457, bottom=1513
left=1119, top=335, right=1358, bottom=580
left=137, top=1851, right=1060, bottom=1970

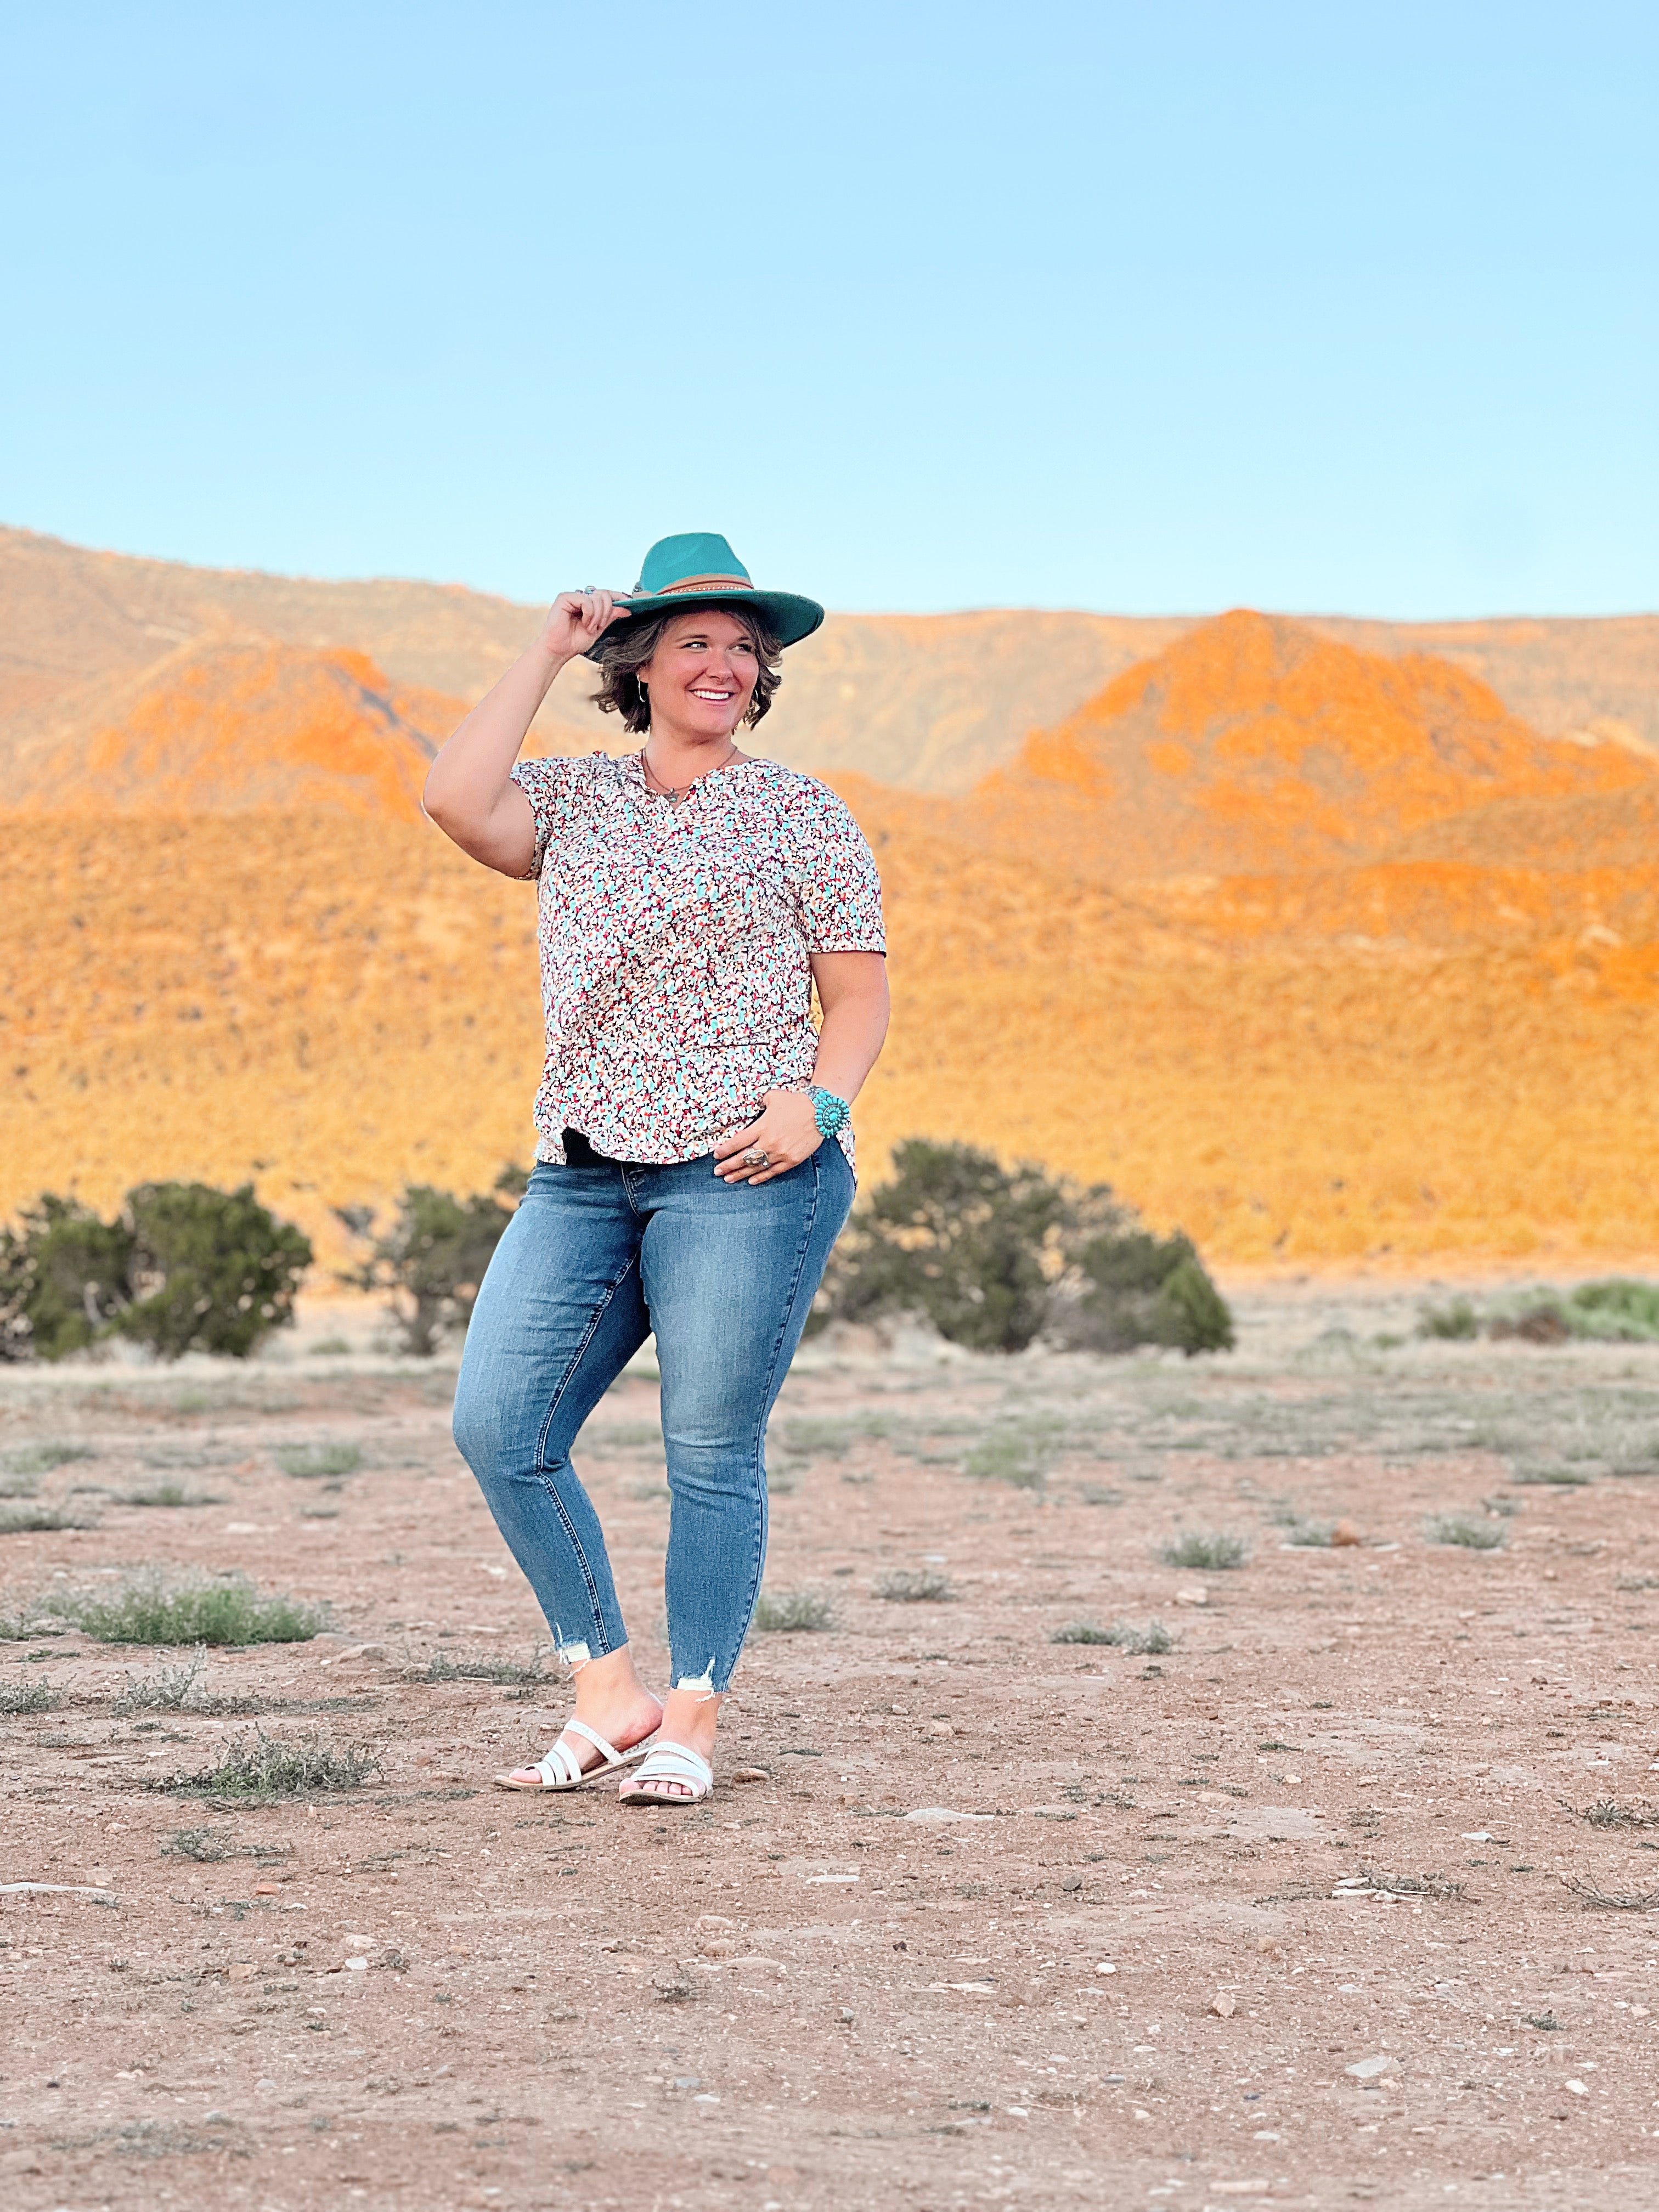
left=584, top=532, right=825, bottom=659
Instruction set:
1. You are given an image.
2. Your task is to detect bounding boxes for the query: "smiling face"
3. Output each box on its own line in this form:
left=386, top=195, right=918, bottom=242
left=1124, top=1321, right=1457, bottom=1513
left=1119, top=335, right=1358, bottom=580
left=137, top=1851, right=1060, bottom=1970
left=639, top=610, right=761, bottom=742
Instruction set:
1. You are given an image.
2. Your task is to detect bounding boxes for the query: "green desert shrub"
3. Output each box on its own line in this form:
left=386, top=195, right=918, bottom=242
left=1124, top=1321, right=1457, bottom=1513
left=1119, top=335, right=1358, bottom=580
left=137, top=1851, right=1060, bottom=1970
left=336, top=1168, right=526, bottom=1356
left=1052, top=1618, right=1174, bottom=1655
left=812, top=1138, right=1232, bottom=1357
left=814, top=1140, right=1070, bottom=1353
left=3, top=1440, right=98, bottom=1476
left=963, top=1423, right=1058, bottom=1489
left=274, top=1442, right=362, bottom=1480
left=1419, top=1280, right=1659, bottom=1347
left=0, top=1184, right=311, bottom=1362
left=161, top=1825, right=233, bottom=1861
left=1423, top=1512, right=1506, bottom=1551
left=111, top=1649, right=252, bottom=1716
left=1055, top=1230, right=1234, bottom=1356
left=1568, top=1279, right=1659, bottom=1339
left=66, top=1572, right=326, bottom=1646
left=753, top=1588, right=836, bottom=1633
left=0, top=1502, right=99, bottom=1535
left=0, top=1673, right=64, bottom=1714
left=1159, top=1529, right=1249, bottom=1571
left=1418, top=1297, right=1480, bottom=1340
left=872, top=1567, right=953, bottom=1602
left=0, top=1197, right=136, bottom=1361
left=424, top=1647, right=550, bottom=1685
left=166, top=1727, right=381, bottom=1799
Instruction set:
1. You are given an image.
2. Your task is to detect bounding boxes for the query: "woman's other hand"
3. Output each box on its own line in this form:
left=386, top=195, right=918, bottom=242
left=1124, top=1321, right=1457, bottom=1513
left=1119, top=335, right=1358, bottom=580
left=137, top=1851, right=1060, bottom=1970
left=538, top=589, right=629, bottom=664
left=713, top=1090, right=824, bottom=1184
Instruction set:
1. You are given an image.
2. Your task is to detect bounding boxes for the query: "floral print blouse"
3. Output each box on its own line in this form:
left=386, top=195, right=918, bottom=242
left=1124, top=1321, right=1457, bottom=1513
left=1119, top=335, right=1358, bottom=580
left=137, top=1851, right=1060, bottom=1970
left=509, top=750, right=885, bottom=1170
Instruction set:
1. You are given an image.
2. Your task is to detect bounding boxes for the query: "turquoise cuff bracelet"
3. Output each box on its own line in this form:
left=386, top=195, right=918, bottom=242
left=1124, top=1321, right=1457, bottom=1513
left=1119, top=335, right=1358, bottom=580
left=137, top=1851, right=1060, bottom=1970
left=809, top=1086, right=851, bottom=1139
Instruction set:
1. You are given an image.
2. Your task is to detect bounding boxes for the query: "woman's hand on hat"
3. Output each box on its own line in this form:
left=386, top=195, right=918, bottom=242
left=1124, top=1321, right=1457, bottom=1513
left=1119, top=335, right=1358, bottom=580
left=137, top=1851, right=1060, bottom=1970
left=713, top=1090, right=824, bottom=1185
left=539, top=588, right=629, bottom=663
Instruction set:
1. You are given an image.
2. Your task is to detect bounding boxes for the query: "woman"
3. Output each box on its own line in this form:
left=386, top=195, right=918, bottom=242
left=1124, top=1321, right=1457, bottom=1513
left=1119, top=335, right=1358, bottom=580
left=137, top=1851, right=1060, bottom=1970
left=424, top=533, right=889, bottom=1807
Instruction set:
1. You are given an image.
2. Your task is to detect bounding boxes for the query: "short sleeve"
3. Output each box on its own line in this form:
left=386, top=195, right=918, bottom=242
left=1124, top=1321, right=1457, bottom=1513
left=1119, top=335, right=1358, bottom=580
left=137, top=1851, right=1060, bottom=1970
left=783, top=781, right=887, bottom=954
left=509, top=755, right=580, bottom=879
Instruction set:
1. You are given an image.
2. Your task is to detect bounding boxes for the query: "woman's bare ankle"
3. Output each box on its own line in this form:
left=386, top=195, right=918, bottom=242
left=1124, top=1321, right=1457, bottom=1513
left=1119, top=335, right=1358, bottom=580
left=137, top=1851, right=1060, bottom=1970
left=658, top=1685, right=722, bottom=1762
left=565, top=1645, right=661, bottom=1746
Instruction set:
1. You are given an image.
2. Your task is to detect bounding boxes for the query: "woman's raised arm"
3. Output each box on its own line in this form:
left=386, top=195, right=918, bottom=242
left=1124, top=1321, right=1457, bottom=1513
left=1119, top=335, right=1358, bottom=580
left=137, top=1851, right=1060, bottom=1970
left=423, top=589, right=627, bottom=876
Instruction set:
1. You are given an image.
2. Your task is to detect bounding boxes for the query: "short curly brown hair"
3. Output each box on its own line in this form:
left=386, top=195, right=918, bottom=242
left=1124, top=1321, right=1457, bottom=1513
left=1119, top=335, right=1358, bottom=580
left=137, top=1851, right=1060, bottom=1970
left=589, top=603, right=784, bottom=736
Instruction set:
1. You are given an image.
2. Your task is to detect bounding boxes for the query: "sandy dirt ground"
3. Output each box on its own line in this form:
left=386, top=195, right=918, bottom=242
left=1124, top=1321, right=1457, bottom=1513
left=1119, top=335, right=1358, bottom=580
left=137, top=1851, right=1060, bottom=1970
left=3, top=1279, right=1659, bottom=2211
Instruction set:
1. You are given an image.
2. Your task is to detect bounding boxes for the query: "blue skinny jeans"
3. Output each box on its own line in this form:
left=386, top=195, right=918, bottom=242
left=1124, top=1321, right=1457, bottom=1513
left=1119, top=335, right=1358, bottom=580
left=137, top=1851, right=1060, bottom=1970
left=452, top=1143, right=853, bottom=1695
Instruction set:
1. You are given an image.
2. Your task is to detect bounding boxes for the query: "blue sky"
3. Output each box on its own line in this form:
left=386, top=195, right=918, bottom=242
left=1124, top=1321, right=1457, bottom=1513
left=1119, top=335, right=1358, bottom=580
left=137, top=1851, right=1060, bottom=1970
left=3, top=2, right=1655, bottom=618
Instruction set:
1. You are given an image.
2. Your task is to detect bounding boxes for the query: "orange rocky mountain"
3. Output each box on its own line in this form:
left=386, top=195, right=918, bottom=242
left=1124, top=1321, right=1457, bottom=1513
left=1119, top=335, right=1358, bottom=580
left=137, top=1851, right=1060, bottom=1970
left=5, top=522, right=1658, bottom=793
left=7, top=637, right=453, bottom=820
left=966, top=610, right=1650, bottom=880
left=2, top=633, right=622, bottom=822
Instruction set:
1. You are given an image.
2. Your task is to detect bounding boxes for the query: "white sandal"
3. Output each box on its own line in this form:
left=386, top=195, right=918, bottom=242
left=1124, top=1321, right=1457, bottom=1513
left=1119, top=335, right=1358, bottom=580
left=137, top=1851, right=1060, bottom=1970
left=494, top=1718, right=654, bottom=1793
left=617, top=1741, right=714, bottom=1807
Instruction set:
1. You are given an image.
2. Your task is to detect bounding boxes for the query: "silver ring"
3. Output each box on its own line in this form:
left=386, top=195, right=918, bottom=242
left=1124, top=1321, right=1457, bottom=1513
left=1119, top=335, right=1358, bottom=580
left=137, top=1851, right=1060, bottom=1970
left=742, top=1147, right=769, bottom=1169
left=581, top=585, right=595, bottom=596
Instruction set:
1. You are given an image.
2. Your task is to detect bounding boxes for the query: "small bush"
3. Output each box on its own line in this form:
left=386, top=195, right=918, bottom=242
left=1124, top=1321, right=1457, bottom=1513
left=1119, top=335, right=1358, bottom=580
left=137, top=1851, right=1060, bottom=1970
left=0, top=1673, right=63, bottom=1713
left=336, top=1169, right=526, bottom=1357
left=963, top=1425, right=1056, bottom=1490
left=1159, top=1530, right=1248, bottom=1571
left=814, top=1138, right=1232, bottom=1357
left=166, top=1727, right=381, bottom=1799
left=0, top=1184, right=311, bottom=1362
left=1051, top=1618, right=1175, bottom=1654
left=112, top=1649, right=212, bottom=1714
left=814, top=1141, right=1071, bottom=1353
left=309, top=1335, right=352, bottom=1356
left=3, top=1440, right=97, bottom=1476
left=274, top=1442, right=362, bottom=1480
left=1417, top=1280, right=1659, bottom=1347
left=1508, top=1466, right=1592, bottom=1487
left=0, top=1503, right=99, bottom=1534
left=1418, top=1299, right=1480, bottom=1340
left=1487, top=1302, right=1571, bottom=1345
left=119, top=1182, right=314, bottom=1359
left=872, top=1567, right=953, bottom=1602
left=1423, top=1512, right=1506, bottom=1551
left=1271, top=1508, right=1337, bottom=1547
left=753, top=1588, right=836, bottom=1633
left=67, top=1573, right=325, bottom=1646
left=1578, top=1799, right=1659, bottom=1830
left=1118, top=1618, right=1175, bottom=1655
left=1568, top=1278, right=1659, bottom=1340
left=161, top=1825, right=233, bottom=1861
left=0, top=1196, right=135, bottom=1361
left=1123, top=1618, right=1175, bottom=1655
left=1053, top=1229, right=1233, bottom=1357
left=117, top=1482, right=225, bottom=1509
left=424, top=1648, right=549, bottom=1685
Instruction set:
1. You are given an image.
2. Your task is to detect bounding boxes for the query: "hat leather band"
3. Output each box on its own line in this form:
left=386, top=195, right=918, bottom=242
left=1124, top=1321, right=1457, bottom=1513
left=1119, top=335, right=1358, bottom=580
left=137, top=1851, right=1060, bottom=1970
left=644, top=572, right=755, bottom=596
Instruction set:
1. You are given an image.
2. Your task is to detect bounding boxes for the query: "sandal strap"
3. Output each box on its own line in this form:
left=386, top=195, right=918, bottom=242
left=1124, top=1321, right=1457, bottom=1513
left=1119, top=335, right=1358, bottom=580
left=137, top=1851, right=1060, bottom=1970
left=632, top=1741, right=713, bottom=1790
left=561, top=1717, right=623, bottom=1764
left=533, top=1718, right=622, bottom=1788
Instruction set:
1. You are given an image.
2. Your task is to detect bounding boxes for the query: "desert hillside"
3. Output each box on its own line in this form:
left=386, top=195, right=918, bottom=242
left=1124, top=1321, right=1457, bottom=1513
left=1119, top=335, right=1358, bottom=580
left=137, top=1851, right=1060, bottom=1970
left=962, top=609, right=1651, bottom=879
left=3, top=593, right=1657, bottom=1269
left=5, top=523, right=1657, bottom=794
